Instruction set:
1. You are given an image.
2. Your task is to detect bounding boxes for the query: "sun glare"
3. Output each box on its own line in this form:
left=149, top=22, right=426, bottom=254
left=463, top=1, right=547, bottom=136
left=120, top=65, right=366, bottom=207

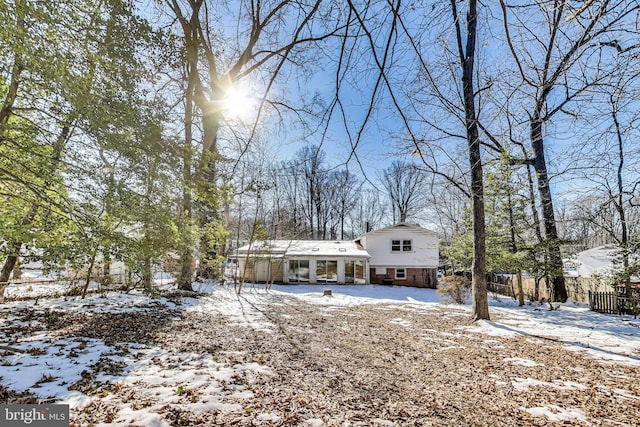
left=222, top=85, right=255, bottom=119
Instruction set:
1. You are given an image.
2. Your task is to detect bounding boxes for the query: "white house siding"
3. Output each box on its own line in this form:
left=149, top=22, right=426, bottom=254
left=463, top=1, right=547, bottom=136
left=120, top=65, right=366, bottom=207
left=358, top=223, right=439, bottom=288
left=232, top=240, right=370, bottom=285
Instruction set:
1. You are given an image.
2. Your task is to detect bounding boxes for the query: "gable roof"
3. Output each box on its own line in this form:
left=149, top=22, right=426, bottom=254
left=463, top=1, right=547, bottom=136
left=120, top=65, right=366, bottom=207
left=234, top=240, right=370, bottom=258
left=358, top=222, right=439, bottom=239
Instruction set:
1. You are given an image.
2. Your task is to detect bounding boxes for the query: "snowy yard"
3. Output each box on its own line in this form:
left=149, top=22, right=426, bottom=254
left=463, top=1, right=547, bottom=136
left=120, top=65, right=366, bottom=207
left=1, top=281, right=639, bottom=426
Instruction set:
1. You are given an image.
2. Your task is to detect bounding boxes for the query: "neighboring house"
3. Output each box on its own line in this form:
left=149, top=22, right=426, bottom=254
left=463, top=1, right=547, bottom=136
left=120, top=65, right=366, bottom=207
left=355, top=222, right=439, bottom=288
left=563, top=245, right=639, bottom=279
left=228, top=240, right=370, bottom=284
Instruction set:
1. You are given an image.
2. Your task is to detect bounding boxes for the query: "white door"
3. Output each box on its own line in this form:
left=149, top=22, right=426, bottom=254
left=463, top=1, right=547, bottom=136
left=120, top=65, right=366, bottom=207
left=255, top=261, right=270, bottom=282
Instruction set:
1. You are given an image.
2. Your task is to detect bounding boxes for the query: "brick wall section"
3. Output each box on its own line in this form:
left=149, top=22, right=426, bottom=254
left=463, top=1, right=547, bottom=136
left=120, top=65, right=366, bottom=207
left=370, top=267, right=438, bottom=289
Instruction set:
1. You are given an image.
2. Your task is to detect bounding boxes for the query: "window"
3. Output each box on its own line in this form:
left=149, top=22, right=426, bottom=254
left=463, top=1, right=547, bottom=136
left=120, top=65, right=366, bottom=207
left=345, top=259, right=366, bottom=284
left=288, top=259, right=309, bottom=282
left=395, top=268, right=406, bottom=280
left=391, top=239, right=412, bottom=252
left=316, top=260, right=337, bottom=283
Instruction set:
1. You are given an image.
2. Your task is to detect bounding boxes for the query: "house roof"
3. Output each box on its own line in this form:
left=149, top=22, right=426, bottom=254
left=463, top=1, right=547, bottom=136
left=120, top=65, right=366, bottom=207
left=233, top=240, right=370, bottom=258
left=563, top=245, right=639, bottom=278
left=357, top=222, right=439, bottom=239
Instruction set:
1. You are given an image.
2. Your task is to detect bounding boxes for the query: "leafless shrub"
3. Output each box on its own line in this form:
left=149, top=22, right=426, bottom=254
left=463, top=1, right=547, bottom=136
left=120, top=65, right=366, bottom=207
left=437, top=275, right=471, bottom=304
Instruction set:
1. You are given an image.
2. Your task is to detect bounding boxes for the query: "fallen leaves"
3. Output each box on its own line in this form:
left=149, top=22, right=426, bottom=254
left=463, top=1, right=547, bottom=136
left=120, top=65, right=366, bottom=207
left=1, top=291, right=639, bottom=426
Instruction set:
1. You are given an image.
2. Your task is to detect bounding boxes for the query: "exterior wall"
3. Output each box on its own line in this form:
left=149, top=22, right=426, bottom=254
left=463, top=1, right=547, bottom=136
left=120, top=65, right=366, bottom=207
left=231, top=256, right=368, bottom=284
left=362, top=224, right=439, bottom=289
left=236, top=258, right=284, bottom=283
left=284, top=257, right=369, bottom=284
left=363, top=227, right=439, bottom=269
left=271, top=260, right=285, bottom=282
left=370, top=267, right=437, bottom=288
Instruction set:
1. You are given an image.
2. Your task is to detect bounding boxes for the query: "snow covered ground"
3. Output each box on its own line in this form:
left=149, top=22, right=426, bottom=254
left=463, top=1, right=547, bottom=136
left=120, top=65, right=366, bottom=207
left=271, top=284, right=640, bottom=366
left=1, top=280, right=639, bottom=426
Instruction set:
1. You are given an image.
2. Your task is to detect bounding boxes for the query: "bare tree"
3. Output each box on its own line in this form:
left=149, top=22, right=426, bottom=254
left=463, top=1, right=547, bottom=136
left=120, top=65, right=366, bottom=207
left=450, top=0, right=489, bottom=320
left=163, top=0, right=347, bottom=287
left=573, top=60, right=640, bottom=297
left=350, top=188, right=386, bottom=236
left=498, top=0, right=639, bottom=301
left=380, top=160, right=426, bottom=224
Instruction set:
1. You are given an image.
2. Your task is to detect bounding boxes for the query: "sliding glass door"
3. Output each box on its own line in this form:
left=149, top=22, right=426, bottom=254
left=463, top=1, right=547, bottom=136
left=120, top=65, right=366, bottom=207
left=345, top=259, right=366, bottom=284
left=288, top=259, right=309, bottom=282
left=316, top=260, right=337, bottom=283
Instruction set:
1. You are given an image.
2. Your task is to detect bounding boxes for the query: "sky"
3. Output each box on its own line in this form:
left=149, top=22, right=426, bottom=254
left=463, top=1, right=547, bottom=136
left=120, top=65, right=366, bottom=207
left=1, top=277, right=639, bottom=426
left=130, top=1, right=638, bottom=234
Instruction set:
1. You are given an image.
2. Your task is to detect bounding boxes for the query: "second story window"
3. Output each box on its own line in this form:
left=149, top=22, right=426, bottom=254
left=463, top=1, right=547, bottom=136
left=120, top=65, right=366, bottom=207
left=391, top=239, right=412, bottom=252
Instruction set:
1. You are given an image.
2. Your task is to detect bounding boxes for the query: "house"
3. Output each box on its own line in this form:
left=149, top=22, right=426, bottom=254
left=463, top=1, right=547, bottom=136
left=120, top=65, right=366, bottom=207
left=355, top=222, right=439, bottom=288
left=228, top=240, right=370, bottom=284
left=563, top=245, right=639, bottom=279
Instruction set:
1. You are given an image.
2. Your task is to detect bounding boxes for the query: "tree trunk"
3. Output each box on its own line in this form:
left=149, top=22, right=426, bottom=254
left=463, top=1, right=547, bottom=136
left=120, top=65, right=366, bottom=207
left=507, top=190, right=525, bottom=306
left=143, top=256, right=152, bottom=292
left=0, top=245, right=20, bottom=284
left=612, top=104, right=631, bottom=298
left=0, top=203, right=39, bottom=285
left=455, top=0, right=489, bottom=320
left=0, top=58, right=22, bottom=126
left=531, top=116, right=568, bottom=302
left=516, top=270, right=524, bottom=306
left=81, top=253, right=97, bottom=299
left=177, top=54, right=196, bottom=291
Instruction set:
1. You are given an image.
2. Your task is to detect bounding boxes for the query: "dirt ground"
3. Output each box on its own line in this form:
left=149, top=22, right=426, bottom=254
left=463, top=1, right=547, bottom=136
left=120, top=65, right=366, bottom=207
left=3, top=291, right=639, bottom=426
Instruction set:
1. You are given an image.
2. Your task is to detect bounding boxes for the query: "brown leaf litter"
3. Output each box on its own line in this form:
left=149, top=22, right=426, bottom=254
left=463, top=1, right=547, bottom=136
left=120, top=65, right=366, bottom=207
left=2, top=291, right=639, bottom=426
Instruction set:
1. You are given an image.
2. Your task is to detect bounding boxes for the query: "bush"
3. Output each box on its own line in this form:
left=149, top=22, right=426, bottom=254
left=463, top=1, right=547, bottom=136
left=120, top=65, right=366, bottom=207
left=437, top=275, right=470, bottom=304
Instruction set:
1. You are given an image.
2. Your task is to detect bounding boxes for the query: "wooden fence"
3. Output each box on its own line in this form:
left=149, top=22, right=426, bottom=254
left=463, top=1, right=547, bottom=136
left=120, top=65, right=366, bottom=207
left=588, top=291, right=619, bottom=315
left=487, top=281, right=515, bottom=299
left=486, top=275, right=615, bottom=304
left=486, top=275, right=638, bottom=317
left=588, top=290, right=639, bottom=318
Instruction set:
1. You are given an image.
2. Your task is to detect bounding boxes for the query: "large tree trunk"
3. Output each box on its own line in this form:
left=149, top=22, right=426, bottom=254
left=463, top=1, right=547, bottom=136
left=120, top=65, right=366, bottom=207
left=531, top=116, right=568, bottom=302
left=455, top=0, right=489, bottom=320
left=0, top=58, right=22, bottom=126
left=0, top=243, right=22, bottom=284
left=177, top=26, right=198, bottom=291
left=177, top=65, right=196, bottom=291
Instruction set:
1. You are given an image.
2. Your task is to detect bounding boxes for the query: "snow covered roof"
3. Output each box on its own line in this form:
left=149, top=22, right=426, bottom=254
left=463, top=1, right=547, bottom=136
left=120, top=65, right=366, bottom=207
left=563, top=245, right=635, bottom=278
left=358, top=222, right=439, bottom=239
left=233, top=240, right=370, bottom=258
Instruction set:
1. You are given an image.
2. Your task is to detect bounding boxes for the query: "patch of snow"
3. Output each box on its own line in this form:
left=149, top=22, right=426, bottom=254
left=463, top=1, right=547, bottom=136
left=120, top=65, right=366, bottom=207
left=257, top=413, right=282, bottom=422
left=612, top=388, right=640, bottom=400
left=511, top=377, right=587, bottom=392
left=59, top=390, right=93, bottom=409
left=503, top=357, right=542, bottom=367
left=520, top=405, right=591, bottom=425
left=389, top=317, right=411, bottom=328
left=97, top=407, right=170, bottom=427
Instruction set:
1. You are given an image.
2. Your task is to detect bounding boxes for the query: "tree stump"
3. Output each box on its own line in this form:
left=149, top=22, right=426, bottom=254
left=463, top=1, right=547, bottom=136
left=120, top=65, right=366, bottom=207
left=323, top=289, right=332, bottom=296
